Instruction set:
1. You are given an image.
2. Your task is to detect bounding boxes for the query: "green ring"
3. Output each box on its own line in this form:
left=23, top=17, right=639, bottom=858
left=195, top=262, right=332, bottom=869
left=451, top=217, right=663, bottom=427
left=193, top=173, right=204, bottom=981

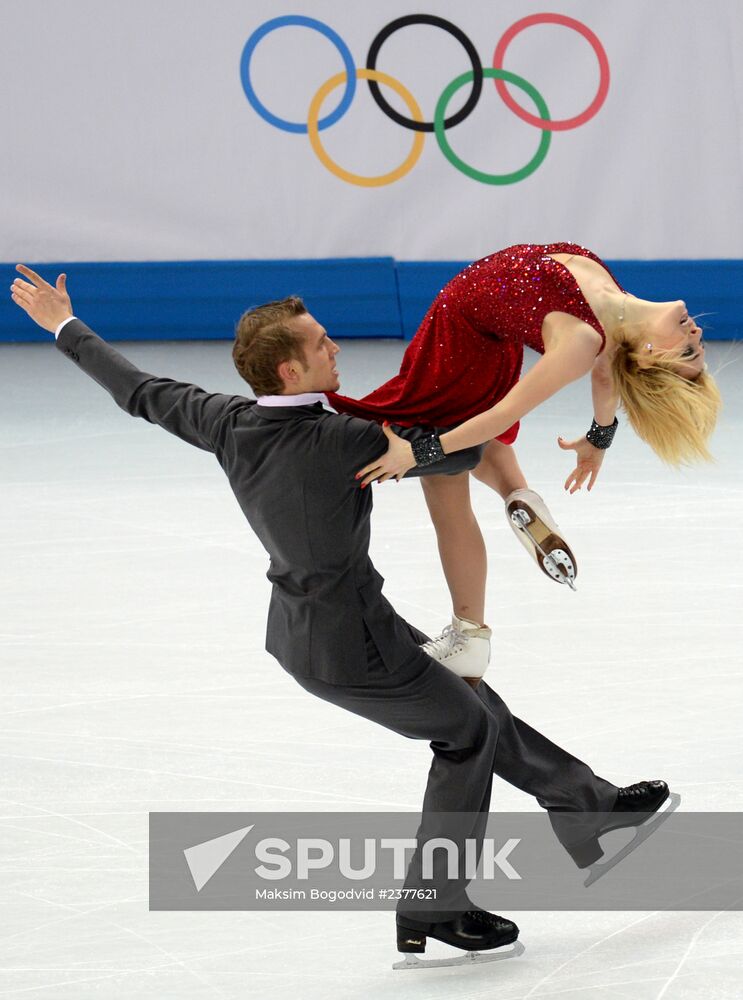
left=434, top=68, right=551, bottom=185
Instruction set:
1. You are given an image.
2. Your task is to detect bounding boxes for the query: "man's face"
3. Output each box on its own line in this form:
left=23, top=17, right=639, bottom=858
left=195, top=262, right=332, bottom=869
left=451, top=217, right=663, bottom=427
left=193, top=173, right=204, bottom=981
left=284, top=313, right=341, bottom=393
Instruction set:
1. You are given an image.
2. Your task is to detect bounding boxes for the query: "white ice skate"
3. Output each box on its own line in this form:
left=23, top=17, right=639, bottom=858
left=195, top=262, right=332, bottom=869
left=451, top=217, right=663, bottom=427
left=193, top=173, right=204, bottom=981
left=505, top=488, right=577, bottom=590
left=421, top=615, right=491, bottom=687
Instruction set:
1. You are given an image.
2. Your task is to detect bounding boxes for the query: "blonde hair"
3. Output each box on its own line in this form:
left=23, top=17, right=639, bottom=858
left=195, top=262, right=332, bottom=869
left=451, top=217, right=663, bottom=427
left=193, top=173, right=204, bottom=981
left=233, top=296, right=308, bottom=396
left=610, top=325, right=721, bottom=465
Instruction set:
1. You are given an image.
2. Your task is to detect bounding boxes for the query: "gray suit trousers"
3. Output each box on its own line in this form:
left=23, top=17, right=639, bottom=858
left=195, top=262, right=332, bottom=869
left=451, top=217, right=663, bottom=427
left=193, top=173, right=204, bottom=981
left=294, top=627, right=618, bottom=922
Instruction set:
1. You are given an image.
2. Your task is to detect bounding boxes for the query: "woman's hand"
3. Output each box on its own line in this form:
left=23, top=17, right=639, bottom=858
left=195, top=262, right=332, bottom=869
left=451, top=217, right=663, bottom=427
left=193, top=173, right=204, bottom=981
left=558, top=435, right=605, bottom=493
left=356, top=423, right=415, bottom=487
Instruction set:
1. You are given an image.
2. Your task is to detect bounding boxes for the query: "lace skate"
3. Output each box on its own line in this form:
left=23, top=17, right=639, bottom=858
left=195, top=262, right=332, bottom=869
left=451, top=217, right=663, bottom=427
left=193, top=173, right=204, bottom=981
left=393, top=910, right=525, bottom=970
left=505, top=488, right=577, bottom=589
left=570, top=779, right=681, bottom=887
left=421, top=615, right=491, bottom=687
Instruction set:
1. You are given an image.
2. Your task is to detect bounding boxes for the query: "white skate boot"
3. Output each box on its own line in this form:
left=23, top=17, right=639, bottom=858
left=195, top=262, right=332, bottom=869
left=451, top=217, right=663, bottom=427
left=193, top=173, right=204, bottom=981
left=421, top=615, right=491, bottom=687
left=505, top=488, right=577, bottom=590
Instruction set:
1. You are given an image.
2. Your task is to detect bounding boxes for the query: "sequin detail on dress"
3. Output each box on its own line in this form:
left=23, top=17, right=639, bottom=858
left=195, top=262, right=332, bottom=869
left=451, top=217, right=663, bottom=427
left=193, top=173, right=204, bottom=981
left=328, top=243, right=625, bottom=445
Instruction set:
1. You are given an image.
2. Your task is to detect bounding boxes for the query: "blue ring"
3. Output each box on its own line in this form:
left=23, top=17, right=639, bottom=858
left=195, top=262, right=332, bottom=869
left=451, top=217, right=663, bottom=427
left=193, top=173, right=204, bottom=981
left=240, top=16, right=356, bottom=134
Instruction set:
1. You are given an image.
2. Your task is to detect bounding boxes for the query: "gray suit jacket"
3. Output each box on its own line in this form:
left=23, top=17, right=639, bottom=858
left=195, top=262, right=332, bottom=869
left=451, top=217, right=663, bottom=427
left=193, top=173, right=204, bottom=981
left=56, top=320, right=482, bottom=684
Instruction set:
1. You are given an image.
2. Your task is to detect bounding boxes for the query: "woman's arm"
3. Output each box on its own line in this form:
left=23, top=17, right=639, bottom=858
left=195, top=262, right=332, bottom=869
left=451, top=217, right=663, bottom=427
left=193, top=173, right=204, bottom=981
left=557, top=359, right=620, bottom=493
left=591, top=356, right=619, bottom=426
left=339, top=418, right=483, bottom=484
left=356, top=329, right=597, bottom=485
left=439, top=343, right=591, bottom=454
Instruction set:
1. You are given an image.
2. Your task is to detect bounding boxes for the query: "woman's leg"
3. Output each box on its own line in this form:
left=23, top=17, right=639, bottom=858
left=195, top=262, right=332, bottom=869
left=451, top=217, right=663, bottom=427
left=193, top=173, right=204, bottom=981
left=420, top=439, right=528, bottom=618
left=421, top=441, right=528, bottom=621
left=473, top=440, right=578, bottom=588
left=420, top=471, right=487, bottom=624
left=419, top=441, right=527, bottom=624
left=419, top=439, right=576, bottom=675
left=471, top=439, right=528, bottom=498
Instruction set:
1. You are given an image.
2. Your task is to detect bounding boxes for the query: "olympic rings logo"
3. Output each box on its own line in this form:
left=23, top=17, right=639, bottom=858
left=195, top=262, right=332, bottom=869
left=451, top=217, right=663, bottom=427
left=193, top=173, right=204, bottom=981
left=240, top=13, right=610, bottom=187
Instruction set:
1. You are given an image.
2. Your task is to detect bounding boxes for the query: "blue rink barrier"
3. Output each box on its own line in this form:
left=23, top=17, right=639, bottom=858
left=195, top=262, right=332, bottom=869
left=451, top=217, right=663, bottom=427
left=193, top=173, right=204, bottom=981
left=1, top=257, right=740, bottom=343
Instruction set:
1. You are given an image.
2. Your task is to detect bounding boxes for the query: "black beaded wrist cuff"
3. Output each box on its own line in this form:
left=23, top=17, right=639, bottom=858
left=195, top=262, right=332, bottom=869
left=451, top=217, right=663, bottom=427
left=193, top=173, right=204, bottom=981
left=411, top=432, right=446, bottom=467
left=585, top=416, right=618, bottom=449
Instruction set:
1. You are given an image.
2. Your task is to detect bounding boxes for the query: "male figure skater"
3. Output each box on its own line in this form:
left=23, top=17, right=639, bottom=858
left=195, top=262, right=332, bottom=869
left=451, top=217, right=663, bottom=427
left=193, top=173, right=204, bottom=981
left=11, top=266, right=674, bottom=967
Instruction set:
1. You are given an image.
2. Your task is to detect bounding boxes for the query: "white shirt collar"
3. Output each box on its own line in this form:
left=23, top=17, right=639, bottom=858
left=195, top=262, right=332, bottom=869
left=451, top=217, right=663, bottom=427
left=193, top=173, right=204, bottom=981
left=256, top=392, right=333, bottom=409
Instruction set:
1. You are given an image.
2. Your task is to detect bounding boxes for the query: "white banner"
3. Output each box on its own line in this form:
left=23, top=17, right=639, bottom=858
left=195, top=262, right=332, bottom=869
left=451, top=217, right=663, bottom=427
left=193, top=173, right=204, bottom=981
left=3, top=0, right=742, bottom=262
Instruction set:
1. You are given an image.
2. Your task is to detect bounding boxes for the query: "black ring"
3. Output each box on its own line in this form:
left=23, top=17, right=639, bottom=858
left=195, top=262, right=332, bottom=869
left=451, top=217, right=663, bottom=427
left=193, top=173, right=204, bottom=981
left=366, top=15, right=483, bottom=133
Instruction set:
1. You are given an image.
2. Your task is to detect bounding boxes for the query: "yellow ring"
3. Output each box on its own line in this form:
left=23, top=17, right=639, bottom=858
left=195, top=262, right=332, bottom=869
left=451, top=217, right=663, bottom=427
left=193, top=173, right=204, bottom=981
left=307, top=68, right=425, bottom=187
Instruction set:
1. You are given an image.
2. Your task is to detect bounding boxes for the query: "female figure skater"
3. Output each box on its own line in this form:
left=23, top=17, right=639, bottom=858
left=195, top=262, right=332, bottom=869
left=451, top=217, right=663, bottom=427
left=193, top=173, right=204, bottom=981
left=329, top=243, right=721, bottom=678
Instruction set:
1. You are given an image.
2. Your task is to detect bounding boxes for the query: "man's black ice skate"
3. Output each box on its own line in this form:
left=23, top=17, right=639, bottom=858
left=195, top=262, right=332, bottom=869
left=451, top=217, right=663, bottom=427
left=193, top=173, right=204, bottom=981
left=569, top=780, right=681, bottom=887
left=393, top=910, right=525, bottom=970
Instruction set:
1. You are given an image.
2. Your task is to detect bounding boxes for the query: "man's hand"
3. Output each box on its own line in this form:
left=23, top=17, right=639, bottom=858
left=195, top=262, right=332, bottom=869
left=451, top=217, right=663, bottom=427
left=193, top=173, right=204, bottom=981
left=558, top=434, right=605, bottom=493
left=356, top=423, right=415, bottom=487
left=11, top=265, right=73, bottom=333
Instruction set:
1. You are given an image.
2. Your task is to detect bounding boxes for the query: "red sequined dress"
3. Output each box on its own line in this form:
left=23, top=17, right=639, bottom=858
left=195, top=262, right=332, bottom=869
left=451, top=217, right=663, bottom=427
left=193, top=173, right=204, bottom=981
left=327, top=243, right=623, bottom=445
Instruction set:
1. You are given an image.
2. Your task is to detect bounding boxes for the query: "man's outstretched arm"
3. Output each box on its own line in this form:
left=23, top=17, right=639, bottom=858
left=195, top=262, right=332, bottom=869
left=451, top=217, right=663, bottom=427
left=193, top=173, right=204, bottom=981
left=11, top=266, right=247, bottom=454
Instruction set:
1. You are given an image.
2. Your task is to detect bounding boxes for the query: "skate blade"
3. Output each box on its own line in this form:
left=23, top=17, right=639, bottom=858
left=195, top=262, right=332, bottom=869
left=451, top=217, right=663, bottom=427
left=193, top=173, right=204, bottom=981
left=541, top=549, right=577, bottom=590
left=509, top=508, right=577, bottom=590
left=393, top=939, right=525, bottom=970
left=583, top=793, right=682, bottom=887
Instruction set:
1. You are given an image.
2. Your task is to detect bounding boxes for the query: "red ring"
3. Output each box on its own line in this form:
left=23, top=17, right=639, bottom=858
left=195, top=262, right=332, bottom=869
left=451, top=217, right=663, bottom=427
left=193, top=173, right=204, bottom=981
left=493, top=13, right=610, bottom=132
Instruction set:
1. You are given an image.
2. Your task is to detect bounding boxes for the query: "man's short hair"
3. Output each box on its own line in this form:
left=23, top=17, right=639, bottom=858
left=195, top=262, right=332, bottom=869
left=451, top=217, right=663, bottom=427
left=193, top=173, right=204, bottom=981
left=232, top=296, right=309, bottom=397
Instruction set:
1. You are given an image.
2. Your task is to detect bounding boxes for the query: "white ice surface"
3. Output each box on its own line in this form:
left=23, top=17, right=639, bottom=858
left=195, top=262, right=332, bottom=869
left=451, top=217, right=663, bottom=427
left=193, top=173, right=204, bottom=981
left=1, top=337, right=741, bottom=998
